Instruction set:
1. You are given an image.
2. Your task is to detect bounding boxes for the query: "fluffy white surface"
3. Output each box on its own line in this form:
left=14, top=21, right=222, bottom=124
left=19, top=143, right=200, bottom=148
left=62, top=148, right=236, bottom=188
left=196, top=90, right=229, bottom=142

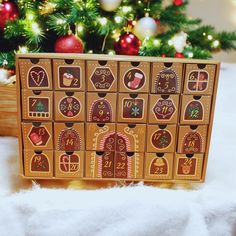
left=0, top=63, right=236, bottom=236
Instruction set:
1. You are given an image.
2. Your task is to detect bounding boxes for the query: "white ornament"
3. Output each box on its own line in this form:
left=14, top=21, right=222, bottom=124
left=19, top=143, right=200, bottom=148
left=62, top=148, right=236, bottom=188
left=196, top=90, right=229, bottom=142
left=133, top=16, right=158, bottom=40
left=99, top=0, right=122, bottom=12
left=172, top=31, right=188, bottom=53
left=0, top=68, right=10, bottom=85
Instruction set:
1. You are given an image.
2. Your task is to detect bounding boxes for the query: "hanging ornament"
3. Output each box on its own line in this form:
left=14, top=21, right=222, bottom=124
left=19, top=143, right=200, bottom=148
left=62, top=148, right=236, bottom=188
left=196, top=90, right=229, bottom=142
left=114, top=32, right=141, bottom=55
left=172, top=31, right=187, bottom=53
left=173, top=0, right=183, bottom=6
left=133, top=13, right=158, bottom=40
left=54, top=33, right=84, bottom=53
left=175, top=52, right=185, bottom=58
left=99, top=0, right=122, bottom=12
left=0, top=1, right=19, bottom=30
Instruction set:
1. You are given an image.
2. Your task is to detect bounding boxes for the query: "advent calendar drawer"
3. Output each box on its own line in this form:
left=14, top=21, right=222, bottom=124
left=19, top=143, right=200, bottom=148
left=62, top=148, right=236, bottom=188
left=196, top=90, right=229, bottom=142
left=119, top=61, right=150, bottom=93
left=24, top=150, right=53, bottom=177
left=53, top=59, right=85, bottom=91
left=144, top=153, right=174, bottom=180
left=86, top=123, right=116, bottom=151
left=22, top=90, right=53, bottom=121
left=146, top=125, right=177, bottom=153
left=55, top=151, right=84, bottom=178
left=85, top=151, right=115, bottom=178
left=87, top=60, right=117, bottom=92
left=151, top=62, right=183, bottom=94
left=116, top=124, right=146, bottom=152
left=180, top=95, right=212, bottom=125
left=54, top=91, right=85, bottom=121
left=114, top=152, right=143, bottom=179
left=148, top=94, right=180, bottom=124
left=19, top=58, right=52, bottom=90
left=54, top=122, right=85, bottom=151
left=177, top=125, right=208, bottom=154
left=117, top=93, right=148, bottom=123
left=174, top=154, right=204, bottom=180
left=22, top=122, right=53, bottom=150
left=86, top=92, right=117, bottom=122
left=183, top=64, right=216, bottom=95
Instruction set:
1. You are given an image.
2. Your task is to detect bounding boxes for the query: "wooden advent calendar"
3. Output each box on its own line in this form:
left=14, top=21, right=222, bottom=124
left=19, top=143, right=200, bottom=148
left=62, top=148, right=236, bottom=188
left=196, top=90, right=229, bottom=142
left=16, top=53, right=220, bottom=183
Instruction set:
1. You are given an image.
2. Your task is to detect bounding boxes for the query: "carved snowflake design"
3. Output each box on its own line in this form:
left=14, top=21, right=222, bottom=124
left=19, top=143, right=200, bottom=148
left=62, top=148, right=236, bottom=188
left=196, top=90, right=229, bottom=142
left=131, top=106, right=140, bottom=117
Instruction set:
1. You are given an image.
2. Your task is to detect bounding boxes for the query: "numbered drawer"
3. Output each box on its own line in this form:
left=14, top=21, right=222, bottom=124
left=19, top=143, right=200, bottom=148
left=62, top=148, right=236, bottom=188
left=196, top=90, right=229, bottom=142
left=184, top=64, right=216, bottom=95
left=19, top=58, right=52, bottom=90
left=87, top=60, right=117, bottom=92
left=85, top=151, right=115, bottom=179
left=151, top=62, right=183, bottom=94
left=54, top=122, right=85, bottom=151
left=87, top=92, right=117, bottom=123
left=119, top=61, right=150, bottom=93
left=180, top=95, right=212, bottom=125
left=116, top=124, right=146, bottom=152
left=24, top=150, right=53, bottom=177
left=86, top=123, right=116, bottom=151
left=149, top=94, right=180, bottom=124
left=144, top=153, right=174, bottom=180
left=174, top=154, right=204, bottom=180
left=55, top=151, right=84, bottom=178
left=53, top=59, right=85, bottom=91
left=147, top=125, right=177, bottom=153
left=117, top=93, right=148, bottom=123
left=114, top=152, right=143, bottom=179
left=54, top=91, right=85, bottom=121
left=22, top=90, right=53, bottom=121
left=177, top=125, right=208, bottom=154
left=22, top=122, right=53, bottom=150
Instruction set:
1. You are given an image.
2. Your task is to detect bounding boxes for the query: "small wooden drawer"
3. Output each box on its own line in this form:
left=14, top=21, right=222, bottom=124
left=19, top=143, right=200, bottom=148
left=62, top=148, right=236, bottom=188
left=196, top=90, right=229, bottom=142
left=24, top=150, right=53, bottom=177
left=177, top=125, right=208, bottom=153
left=180, top=95, right=212, bottom=125
left=22, top=90, right=53, bottom=121
left=149, top=94, right=179, bottom=124
left=55, top=151, right=84, bottom=178
left=117, top=93, right=148, bottom=123
left=116, top=124, right=146, bottom=152
left=174, top=154, right=204, bottom=180
left=85, top=151, right=115, bottom=178
left=114, top=152, right=144, bottom=179
left=147, top=125, right=177, bottom=153
left=19, top=58, right=52, bottom=90
left=54, top=122, right=85, bottom=151
left=151, top=62, right=183, bottom=94
left=54, top=91, right=85, bottom=121
left=86, top=123, right=116, bottom=151
left=87, top=92, right=117, bottom=123
left=183, top=64, right=216, bottom=95
left=22, top=122, right=53, bottom=150
left=53, top=59, right=85, bottom=91
left=87, top=60, right=117, bottom=92
left=119, top=61, right=150, bottom=93
left=144, top=153, right=173, bottom=180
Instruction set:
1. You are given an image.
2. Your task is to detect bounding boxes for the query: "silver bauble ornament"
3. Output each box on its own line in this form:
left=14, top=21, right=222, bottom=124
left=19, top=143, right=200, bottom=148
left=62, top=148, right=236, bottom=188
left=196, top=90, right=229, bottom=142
left=99, top=0, right=122, bottom=12
left=133, top=15, right=158, bottom=40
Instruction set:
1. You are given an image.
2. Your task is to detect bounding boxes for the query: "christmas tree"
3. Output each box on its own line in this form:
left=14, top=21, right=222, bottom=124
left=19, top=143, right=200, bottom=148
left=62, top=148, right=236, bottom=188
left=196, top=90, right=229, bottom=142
left=0, top=0, right=236, bottom=70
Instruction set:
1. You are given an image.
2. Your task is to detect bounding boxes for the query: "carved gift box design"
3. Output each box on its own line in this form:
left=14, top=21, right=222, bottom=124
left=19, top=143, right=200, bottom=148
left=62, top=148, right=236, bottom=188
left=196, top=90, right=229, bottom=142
left=16, top=53, right=220, bottom=183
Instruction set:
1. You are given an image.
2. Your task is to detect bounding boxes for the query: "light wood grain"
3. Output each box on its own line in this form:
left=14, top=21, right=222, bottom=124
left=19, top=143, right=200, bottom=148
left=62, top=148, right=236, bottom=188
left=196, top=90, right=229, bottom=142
left=0, top=85, right=17, bottom=137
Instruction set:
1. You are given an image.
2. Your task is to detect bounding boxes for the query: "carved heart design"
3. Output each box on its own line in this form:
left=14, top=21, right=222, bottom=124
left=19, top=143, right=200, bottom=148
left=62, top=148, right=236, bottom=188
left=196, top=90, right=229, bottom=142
left=30, top=71, right=45, bottom=86
left=67, top=97, right=73, bottom=103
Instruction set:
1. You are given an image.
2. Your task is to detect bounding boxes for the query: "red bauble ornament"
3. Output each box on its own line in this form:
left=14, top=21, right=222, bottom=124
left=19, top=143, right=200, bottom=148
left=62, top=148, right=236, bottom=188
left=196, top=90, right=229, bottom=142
left=0, top=1, right=19, bottom=30
left=114, top=32, right=141, bottom=56
left=175, top=52, right=185, bottom=58
left=173, top=0, right=183, bottom=6
left=54, top=34, right=84, bottom=53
